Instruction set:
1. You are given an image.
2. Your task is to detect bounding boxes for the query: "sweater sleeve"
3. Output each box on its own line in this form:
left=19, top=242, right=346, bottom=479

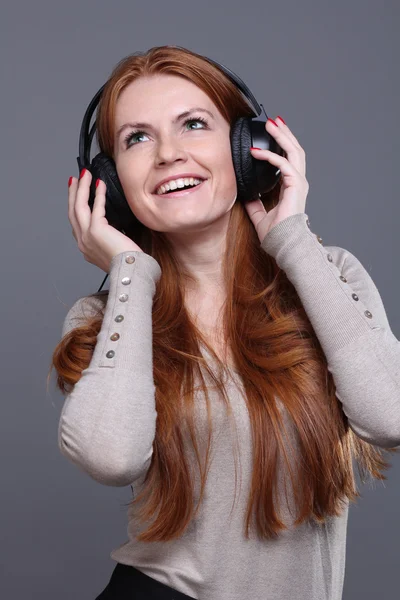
left=58, top=250, right=162, bottom=486
left=261, top=212, right=400, bottom=449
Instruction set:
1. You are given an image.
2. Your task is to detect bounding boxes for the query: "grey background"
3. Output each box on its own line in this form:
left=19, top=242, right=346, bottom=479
left=1, top=0, right=399, bottom=598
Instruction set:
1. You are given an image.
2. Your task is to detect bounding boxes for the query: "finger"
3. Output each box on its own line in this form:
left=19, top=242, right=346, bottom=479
left=274, top=117, right=302, bottom=149
left=266, top=119, right=301, bottom=154
left=252, top=146, right=307, bottom=181
left=250, top=147, right=296, bottom=176
left=267, top=118, right=305, bottom=158
left=244, top=196, right=266, bottom=215
left=74, top=169, right=93, bottom=232
left=68, top=176, right=81, bottom=241
left=91, top=179, right=107, bottom=221
left=264, top=122, right=306, bottom=175
left=244, top=198, right=267, bottom=226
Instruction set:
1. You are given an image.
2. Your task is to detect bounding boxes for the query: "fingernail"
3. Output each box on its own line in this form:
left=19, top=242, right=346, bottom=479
left=268, top=118, right=278, bottom=127
left=68, top=176, right=73, bottom=188
left=250, top=147, right=262, bottom=150
left=96, top=178, right=100, bottom=188
left=80, top=168, right=87, bottom=179
left=276, top=116, right=286, bottom=125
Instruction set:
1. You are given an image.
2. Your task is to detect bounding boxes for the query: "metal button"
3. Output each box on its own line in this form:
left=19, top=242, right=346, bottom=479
left=121, top=277, right=131, bottom=285
left=352, top=293, right=359, bottom=301
left=106, top=350, right=115, bottom=358
left=327, top=253, right=333, bottom=262
left=339, top=275, right=347, bottom=282
left=119, top=293, right=129, bottom=302
left=110, top=333, right=120, bottom=341
left=125, top=255, right=136, bottom=264
left=115, top=315, right=124, bottom=323
left=317, top=235, right=323, bottom=244
left=306, top=218, right=311, bottom=229
left=364, top=310, right=373, bottom=319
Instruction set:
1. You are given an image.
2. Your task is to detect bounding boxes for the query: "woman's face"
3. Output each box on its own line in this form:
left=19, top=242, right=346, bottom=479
left=113, top=74, right=238, bottom=235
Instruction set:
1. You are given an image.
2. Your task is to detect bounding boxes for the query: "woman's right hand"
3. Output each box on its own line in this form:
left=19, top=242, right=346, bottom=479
left=68, top=169, right=144, bottom=274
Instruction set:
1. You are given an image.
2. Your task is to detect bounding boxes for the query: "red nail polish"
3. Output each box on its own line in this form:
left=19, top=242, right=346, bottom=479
left=276, top=116, right=286, bottom=125
left=68, top=176, right=73, bottom=188
left=80, top=168, right=86, bottom=179
left=268, top=118, right=278, bottom=127
left=250, top=147, right=262, bottom=150
left=96, top=178, right=100, bottom=188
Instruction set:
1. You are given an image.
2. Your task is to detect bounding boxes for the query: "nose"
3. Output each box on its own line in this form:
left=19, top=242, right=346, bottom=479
left=155, top=136, right=187, bottom=166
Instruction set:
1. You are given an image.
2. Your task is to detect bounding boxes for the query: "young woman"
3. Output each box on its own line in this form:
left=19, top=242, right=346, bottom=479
left=50, top=45, right=400, bottom=599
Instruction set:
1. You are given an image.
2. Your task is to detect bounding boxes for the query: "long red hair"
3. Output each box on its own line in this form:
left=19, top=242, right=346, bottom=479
left=49, top=45, right=397, bottom=542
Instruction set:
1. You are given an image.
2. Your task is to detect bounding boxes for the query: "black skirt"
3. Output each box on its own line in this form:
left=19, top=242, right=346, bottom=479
left=95, top=562, right=197, bottom=599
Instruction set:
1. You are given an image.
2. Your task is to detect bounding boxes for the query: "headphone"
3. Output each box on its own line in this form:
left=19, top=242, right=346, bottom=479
left=77, top=46, right=284, bottom=292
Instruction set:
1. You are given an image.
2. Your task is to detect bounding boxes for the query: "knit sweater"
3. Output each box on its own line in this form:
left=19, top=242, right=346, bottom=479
left=58, top=212, right=400, bottom=600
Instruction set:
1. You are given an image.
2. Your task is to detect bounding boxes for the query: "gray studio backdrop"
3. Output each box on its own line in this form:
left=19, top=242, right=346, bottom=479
left=1, top=1, right=399, bottom=598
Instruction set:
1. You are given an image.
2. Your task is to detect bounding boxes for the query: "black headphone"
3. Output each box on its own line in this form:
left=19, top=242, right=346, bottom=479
left=77, top=46, right=284, bottom=292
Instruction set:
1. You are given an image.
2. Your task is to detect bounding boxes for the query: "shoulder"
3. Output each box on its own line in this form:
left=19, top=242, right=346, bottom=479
left=61, top=290, right=109, bottom=339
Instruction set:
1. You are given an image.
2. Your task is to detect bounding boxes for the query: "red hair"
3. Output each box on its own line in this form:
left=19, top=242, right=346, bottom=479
left=49, top=45, right=397, bottom=542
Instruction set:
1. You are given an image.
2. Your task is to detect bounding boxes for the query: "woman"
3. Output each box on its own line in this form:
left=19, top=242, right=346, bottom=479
left=50, top=45, right=400, bottom=599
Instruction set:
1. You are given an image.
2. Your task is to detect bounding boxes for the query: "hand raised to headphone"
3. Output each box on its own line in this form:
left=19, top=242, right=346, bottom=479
left=245, top=116, right=309, bottom=244
left=68, top=169, right=143, bottom=274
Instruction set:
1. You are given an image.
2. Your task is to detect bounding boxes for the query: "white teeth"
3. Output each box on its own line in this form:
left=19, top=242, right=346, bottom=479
left=156, top=177, right=204, bottom=195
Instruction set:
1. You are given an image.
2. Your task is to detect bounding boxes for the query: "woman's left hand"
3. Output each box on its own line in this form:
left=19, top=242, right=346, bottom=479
left=244, top=116, right=309, bottom=243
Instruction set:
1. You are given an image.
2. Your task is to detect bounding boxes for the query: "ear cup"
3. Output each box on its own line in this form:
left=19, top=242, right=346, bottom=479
left=88, top=152, right=142, bottom=237
left=230, top=117, right=282, bottom=203
left=230, top=117, right=257, bottom=203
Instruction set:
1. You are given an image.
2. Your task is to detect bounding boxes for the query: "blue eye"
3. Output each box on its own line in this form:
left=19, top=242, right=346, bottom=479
left=124, top=116, right=209, bottom=148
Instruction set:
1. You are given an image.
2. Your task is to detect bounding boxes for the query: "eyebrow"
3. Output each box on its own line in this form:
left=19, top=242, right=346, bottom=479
left=115, top=107, right=215, bottom=140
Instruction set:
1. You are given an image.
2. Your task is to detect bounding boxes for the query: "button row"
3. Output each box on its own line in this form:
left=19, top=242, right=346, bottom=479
left=105, top=254, right=136, bottom=359
left=306, top=218, right=373, bottom=320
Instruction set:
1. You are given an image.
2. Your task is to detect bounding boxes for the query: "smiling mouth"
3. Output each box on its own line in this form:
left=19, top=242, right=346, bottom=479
left=154, top=180, right=207, bottom=198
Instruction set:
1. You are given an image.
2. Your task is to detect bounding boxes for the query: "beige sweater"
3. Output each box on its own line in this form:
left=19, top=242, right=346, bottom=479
left=58, top=212, right=400, bottom=600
